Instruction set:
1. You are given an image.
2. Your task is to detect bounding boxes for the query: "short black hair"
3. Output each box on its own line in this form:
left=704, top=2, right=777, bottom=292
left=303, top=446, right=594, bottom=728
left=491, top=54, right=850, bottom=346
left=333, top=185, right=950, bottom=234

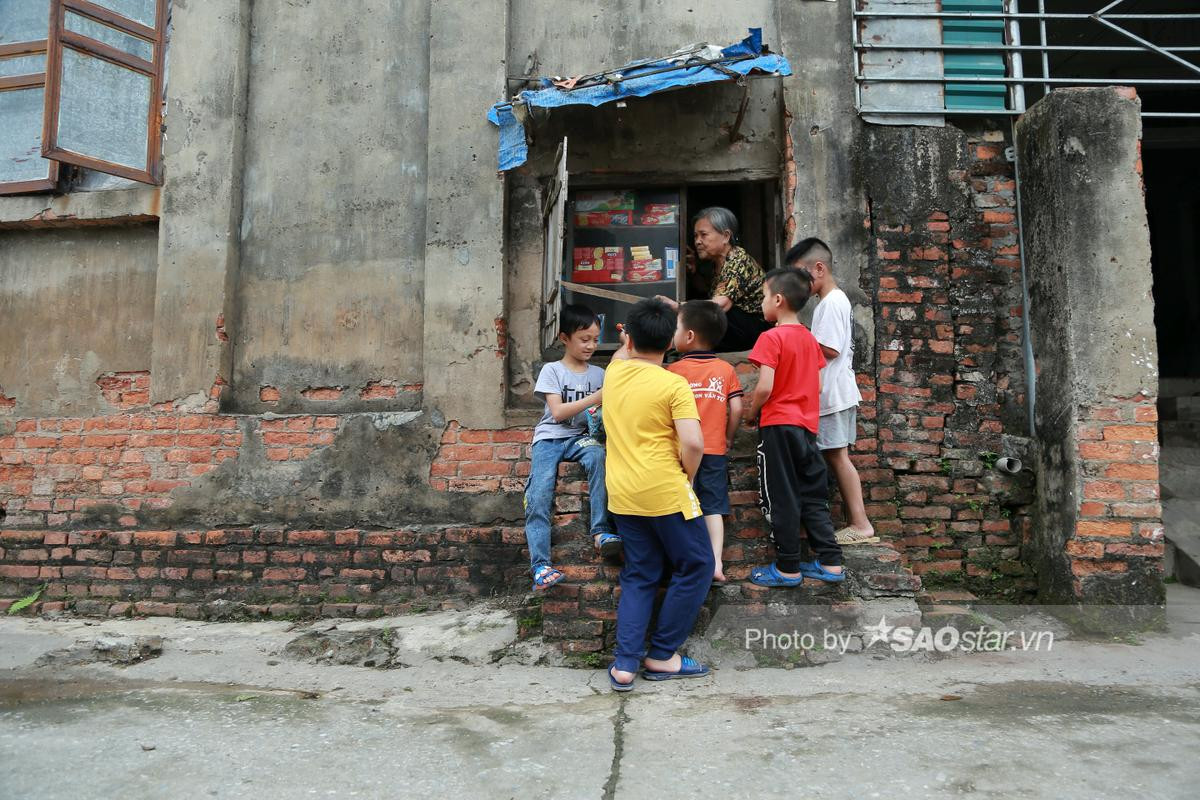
left=559, top=303, right=599, bottom=337
left=785, top=236, right=833, bottom=268
left=625, top=298, right=676, bottom=353
left=678, top=300, right=727, bottom=349
left=763, top=268, right=813, bottom=312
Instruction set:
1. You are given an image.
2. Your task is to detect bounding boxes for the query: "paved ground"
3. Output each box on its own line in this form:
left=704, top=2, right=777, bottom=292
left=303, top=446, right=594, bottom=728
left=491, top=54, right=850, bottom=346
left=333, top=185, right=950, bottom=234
left=2, top=586, right=1199, bottom=799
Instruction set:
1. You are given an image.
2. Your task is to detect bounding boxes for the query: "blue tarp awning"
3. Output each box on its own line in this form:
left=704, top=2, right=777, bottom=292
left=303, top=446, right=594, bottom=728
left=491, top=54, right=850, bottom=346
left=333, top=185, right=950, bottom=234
left=487, top=28, right=791, bottom=171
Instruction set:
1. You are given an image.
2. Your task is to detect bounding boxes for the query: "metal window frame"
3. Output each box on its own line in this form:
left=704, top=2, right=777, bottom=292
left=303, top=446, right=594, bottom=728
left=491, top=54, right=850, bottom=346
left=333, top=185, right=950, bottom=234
left=852, top=1, right=1200, bottom=119
left=0, top=31, right=61, bottom=194
left=42, top=0, right=168, bottom=184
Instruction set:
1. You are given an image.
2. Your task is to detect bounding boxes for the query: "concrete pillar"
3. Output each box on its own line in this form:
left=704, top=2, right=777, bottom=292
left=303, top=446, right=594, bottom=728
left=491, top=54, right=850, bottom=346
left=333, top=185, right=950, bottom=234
left=778, top=0, right=868, bottom=313
left=1017, top=87, right=1163, bottom=605
left=422, top=0, right=509, bottom=428
left=150, top=0, right=252, bottom=405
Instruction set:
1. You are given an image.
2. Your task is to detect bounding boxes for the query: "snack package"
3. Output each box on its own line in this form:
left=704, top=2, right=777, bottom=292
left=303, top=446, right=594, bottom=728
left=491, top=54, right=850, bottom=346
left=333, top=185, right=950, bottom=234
left=627, top=258, right=663, bottom=282
left=639, top=211, right=676, bottom=225
left=575, top=191, right=636, bottom=212
left=585, top=405, right=605, bottom=443
left=575, top=210, right=633, bottom=227
left=572, top=247, right=624, bottom=282
left=664, top=247, right=679, bottom=279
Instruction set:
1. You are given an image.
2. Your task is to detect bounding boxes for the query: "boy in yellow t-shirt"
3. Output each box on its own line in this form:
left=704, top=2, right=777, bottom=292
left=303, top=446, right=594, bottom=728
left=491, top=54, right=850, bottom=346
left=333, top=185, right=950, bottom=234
left=604, top=299, right=714, bottom=692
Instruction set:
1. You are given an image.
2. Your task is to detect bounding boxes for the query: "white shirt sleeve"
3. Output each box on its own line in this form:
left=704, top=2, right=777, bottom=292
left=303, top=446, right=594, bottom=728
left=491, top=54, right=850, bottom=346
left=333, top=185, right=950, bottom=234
left=811, top=292, right=851, bottom=356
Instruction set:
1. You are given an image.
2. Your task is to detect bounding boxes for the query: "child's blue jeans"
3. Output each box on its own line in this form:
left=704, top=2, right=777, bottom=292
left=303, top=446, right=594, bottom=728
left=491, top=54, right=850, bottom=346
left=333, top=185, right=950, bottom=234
left=523, top=435, right=611, bottom=572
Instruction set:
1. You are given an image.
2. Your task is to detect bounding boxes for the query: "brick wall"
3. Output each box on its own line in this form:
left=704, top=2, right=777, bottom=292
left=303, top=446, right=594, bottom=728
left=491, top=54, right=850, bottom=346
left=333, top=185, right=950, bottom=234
left=0, top=391, right=529, bottom=617
left=855, top=125, right=1038, bottom=597
left=1070, top=397, right=1164, bottom=593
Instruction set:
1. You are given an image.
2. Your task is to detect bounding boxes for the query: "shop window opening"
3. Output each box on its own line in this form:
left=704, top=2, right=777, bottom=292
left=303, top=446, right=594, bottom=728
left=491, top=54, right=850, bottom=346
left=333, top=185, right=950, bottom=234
left=539, top=139, right=781, bottom=356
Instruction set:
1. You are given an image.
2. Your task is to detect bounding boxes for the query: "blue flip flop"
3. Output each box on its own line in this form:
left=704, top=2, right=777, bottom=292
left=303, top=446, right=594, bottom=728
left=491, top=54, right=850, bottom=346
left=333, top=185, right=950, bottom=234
left=596, top=532, right=623, bottom=561
left=532, top=566, right=565, bottom=591
left=749, top=562, right=806, bottom=587
left=642, top=655, right=709, bottom=681
left=609, top=664, right=635, bottom=692
left=799, top=559, right=846, bottom=583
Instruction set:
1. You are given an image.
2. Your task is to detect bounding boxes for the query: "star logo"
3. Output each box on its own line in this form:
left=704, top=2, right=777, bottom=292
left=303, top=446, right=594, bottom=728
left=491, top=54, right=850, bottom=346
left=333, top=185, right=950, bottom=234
left=862, top=616, right=895, bottom=648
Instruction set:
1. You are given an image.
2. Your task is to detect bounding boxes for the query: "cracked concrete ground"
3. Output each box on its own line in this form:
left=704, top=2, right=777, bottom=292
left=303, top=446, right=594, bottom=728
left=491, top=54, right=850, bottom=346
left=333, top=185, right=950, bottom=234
left=2, top=585, right=1199, bottom=799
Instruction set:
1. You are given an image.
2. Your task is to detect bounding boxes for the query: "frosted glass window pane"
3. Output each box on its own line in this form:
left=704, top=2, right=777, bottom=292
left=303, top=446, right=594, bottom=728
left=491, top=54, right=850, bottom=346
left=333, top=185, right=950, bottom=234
left=0, top=87, right=53, bottom=183
left=56, top=47, right=150, bottom=170
left=65, top=11, right=153, bottom=61
left=0, top=54, right=45, bottom=77
left=0, top=0, right=50, bottom=44
left=89, top=0, right=156, bottom=28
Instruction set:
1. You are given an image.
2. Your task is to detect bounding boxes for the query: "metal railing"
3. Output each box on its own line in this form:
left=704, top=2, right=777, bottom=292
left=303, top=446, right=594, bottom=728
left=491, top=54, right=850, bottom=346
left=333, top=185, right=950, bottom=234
left=852, top=1, right=1200, bottom=118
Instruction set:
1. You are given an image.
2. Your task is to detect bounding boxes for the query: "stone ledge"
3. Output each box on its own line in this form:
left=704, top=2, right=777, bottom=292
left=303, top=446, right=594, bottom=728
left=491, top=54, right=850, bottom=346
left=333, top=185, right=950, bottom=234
left=0, top=187, right=159, bottom=230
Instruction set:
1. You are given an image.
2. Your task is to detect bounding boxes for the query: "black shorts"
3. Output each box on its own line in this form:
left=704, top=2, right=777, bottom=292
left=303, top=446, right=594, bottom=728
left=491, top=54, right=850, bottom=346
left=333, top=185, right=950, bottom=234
left=693, top=454, right=731, bottom=516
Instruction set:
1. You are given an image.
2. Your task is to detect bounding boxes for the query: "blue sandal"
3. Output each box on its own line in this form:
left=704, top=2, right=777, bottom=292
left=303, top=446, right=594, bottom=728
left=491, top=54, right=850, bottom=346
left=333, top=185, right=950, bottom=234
left=642, top=655, right=710, bottom=681
left=609, top=664, right=636, bottom=692
left=749, top=562, right=806, bottom=587
left=799, top=560, right=846, bottom=583
left=532, top=566, right=565, bottom=591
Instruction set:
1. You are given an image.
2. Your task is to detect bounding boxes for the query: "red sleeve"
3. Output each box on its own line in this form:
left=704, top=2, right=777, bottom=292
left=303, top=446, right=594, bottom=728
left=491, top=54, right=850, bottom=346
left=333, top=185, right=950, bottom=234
left=748, top=329, right=780, bottom=369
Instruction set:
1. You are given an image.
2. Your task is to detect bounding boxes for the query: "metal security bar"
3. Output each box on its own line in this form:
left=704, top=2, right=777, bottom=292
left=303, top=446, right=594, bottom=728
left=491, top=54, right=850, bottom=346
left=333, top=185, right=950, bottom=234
left=852, top=1, right=1200, bottom=119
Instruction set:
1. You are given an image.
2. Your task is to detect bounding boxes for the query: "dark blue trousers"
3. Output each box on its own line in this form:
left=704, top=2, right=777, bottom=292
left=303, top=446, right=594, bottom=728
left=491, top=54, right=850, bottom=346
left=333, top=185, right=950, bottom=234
left=612, top=512, right=714, bottom=673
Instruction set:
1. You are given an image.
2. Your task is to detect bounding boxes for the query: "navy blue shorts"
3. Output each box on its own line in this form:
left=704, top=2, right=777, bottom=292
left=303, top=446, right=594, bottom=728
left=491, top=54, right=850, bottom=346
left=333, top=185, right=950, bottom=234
left=693, top=454, right=731, bottom=516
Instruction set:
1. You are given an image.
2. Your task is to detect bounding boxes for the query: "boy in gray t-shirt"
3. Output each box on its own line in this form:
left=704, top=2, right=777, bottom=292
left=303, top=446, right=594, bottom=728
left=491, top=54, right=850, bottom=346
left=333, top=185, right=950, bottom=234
left=525, top=304, right=618, bottom=591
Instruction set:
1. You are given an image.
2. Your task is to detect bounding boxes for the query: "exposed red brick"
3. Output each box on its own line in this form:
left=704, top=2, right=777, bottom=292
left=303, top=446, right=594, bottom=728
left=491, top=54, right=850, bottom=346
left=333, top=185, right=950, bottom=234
left=360, top=380, right=399, bottom=400
left=301, top=386, right=344, bottom=401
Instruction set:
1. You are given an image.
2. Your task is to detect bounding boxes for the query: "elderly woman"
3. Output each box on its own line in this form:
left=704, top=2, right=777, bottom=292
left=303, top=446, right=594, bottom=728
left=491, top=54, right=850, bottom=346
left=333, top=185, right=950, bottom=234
left=659, top=206, right=771, bottom=352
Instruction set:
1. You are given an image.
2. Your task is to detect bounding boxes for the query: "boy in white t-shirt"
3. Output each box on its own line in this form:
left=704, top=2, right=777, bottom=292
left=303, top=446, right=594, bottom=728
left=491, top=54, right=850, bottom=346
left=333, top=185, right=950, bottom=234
left=786, top=238, right=876, bottom=545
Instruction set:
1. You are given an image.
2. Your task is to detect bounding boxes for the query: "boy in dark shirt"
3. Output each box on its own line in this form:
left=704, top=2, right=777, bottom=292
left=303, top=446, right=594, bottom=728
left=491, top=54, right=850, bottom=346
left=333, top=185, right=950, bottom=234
left=742, top=269, right=845, bottom=585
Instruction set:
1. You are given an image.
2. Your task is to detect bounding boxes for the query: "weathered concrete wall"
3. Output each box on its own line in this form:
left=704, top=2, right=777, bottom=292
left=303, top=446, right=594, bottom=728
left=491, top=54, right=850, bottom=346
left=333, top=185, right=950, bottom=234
left=231, top=0, right=430, bottom=415
left=779, top=0, right=868, bottom=309
left=0, top=225, right=159, bottom=418
left=508, top=0, right=777, bottom=76
left=422, top=0, right=509, bottom=429
left=151, top=0, right=251, bottom=408
left=1017, top=87, right=1163, bottom=605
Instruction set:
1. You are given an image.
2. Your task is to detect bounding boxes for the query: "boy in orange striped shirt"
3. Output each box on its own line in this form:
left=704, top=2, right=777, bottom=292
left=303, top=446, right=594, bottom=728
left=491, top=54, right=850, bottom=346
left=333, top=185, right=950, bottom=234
left=667, top=300, right=744, bottom=581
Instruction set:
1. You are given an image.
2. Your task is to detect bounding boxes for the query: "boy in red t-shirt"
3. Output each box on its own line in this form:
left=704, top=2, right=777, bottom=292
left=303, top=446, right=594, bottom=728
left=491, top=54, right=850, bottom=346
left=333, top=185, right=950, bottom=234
left=742, top=268, right=845, bottom=585
left=667, top=300, right=744, bottom=581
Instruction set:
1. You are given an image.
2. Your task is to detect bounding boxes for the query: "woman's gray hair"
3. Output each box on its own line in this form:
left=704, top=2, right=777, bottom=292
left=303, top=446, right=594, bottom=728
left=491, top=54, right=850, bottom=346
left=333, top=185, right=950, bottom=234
left=692, top=206, right=739, bottom=244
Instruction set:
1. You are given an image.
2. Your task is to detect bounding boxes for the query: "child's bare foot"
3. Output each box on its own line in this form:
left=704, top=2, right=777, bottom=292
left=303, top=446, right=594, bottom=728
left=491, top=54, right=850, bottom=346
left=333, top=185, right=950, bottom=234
left=713, top=565, right=727, bottom=582
left=643, top=653, right=681, bottom=673
left=610, top=666, right=636, bottom=686
left=834, top=526, right=879, bottom=545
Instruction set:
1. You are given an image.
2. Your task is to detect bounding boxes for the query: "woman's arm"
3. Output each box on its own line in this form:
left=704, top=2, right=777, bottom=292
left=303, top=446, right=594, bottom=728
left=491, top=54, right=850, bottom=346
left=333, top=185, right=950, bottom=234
left=710, top=295, right=733, bottom=312
left=545, top=390, right=601, bottom=422
left=653, top=295, right=680, bottom=311
left=674, top=417, right=704, bottom=483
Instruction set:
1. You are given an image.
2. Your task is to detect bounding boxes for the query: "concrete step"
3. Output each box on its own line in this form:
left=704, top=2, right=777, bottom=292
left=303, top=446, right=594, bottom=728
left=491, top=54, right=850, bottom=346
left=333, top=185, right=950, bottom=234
left=1164, top=498, right=1200, bottom=588
left=1160, top=420, right=1200, bottom=447
left=691, top=595, right=926, bottom=669
left=540, top=540, right=923, bottom=653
